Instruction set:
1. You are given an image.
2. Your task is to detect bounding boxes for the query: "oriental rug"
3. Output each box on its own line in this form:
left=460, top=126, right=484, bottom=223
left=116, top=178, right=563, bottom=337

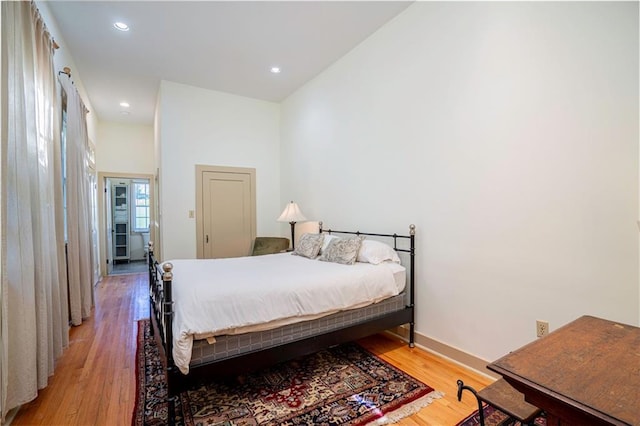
left=456, top=404, right=547, bottom=426
left=133, top=319, right=443, bottom=426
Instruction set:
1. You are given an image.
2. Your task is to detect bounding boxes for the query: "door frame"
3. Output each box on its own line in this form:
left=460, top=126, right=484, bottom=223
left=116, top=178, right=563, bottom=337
left=98, top=171, right=155, bottom=277
left=105, top=181, right=113, bottom=276
left=195, top=164, right=256, bottom=259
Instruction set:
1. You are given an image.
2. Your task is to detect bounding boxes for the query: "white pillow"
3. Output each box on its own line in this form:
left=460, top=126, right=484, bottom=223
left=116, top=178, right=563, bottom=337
left=357, top=239, right=401, bottom=265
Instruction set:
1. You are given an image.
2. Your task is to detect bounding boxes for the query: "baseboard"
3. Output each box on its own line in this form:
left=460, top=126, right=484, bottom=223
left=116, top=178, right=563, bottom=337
left=386, top=326, right=500, bottom=380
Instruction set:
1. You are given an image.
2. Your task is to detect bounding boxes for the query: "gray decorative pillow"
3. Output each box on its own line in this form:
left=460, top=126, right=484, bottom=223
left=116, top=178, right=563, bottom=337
left=318, top=236, right=364, bottom=265
left=292, top=233, right=324, bottom=259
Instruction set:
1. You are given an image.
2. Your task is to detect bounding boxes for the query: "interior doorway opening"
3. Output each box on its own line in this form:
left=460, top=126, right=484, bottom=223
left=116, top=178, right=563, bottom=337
left=98, top=172, right=155, bottom=277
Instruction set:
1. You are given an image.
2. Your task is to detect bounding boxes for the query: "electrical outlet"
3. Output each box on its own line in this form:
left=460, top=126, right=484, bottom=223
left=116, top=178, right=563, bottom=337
left=536, top=320, right=549, bottom=337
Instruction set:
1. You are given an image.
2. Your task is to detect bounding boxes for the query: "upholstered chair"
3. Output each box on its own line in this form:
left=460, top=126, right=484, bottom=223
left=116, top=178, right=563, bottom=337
left=251, top=237, right=290, bottom=256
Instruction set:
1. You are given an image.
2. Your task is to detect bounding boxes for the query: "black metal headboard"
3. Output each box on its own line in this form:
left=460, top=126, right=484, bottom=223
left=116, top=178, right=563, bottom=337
left=318, top=222, right=415, bottom=255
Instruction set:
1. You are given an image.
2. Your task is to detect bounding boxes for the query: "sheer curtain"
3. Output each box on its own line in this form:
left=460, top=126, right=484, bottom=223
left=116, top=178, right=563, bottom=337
left=1, top=1, right=69, bottom=419
left=60, top=74, right=93, bottom=326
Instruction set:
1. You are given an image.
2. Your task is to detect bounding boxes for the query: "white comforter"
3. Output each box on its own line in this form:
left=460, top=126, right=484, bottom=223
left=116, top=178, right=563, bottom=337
left=167, top=253, right=403, bottom=374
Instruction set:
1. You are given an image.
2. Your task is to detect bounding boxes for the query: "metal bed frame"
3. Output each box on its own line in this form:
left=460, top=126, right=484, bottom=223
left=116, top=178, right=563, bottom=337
left=147, top=223, right=416, bottom=424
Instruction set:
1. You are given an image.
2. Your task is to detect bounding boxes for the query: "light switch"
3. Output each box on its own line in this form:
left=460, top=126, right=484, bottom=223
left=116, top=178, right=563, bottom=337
left=189, top=210, right=195, bottom=218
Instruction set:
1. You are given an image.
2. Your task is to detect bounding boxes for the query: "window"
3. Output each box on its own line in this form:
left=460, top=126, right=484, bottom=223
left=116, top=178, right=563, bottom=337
left=132, top=181, right=150, bottom=232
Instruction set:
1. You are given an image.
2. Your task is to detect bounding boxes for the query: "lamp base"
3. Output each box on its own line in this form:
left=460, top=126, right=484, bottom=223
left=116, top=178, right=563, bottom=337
left=290, top=222, right=296, bottom=251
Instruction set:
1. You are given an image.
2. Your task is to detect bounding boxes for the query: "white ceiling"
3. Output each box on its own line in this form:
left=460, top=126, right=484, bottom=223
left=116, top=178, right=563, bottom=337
left=46, top=1, right=412, bottom=125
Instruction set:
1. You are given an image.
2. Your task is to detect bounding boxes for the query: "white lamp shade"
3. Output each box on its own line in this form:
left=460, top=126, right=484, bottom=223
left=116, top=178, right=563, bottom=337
left=277, top=201, right=307, bottom=223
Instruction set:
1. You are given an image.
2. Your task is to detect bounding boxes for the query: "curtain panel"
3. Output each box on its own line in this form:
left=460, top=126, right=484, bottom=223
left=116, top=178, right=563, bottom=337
left=1, top=1, right=69, bottom=419
left=59, top=75, right=93, bottom=326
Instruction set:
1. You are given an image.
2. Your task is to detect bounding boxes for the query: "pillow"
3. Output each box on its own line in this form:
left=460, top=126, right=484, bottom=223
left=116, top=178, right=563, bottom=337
left=357, top=239, right=401, bottom=265
left=292, top=233, right=324, bottom=259
left=319, top=234, right=338, bottom=254
left=318, top=236, right=363, bottom=265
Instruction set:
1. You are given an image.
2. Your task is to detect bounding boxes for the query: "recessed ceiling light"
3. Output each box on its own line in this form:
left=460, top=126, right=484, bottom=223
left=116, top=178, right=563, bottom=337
left=270, top=67, right=281, bottom=74
left=113, top=22, right=129, bottom=32
left=119, top=101, right=130, bottom=108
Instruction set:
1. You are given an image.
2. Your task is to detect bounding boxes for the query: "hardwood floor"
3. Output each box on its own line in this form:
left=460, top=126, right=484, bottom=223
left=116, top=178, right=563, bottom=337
left=11, top=273, right=491, bottom=425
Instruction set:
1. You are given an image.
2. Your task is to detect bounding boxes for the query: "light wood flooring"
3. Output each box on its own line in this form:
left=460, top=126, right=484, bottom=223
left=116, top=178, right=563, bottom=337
left=11, top=273, right=492, bottom=426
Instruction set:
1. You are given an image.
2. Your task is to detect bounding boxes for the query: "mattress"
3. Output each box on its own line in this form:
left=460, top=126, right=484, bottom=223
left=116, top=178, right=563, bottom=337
left=190, top=292, right=408, bottom=368
left=192, top=260, right=406, bottom=338
left=166, top=253, right=406, bottom=374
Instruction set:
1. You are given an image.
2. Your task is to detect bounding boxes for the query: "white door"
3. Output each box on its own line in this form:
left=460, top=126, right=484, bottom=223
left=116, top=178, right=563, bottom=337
left=197, top=166, right=256, bottom=259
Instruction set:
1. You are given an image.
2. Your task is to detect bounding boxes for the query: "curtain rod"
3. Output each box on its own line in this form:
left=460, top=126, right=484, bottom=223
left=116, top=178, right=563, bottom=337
left=31, top=2, right=58, bottom=51
left=57, top=67, right=90, bottom=114
left=58, top=66, right=71, bottom=77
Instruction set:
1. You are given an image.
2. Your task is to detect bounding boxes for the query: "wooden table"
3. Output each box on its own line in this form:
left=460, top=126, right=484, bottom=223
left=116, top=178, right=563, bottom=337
left=487, top=315, right=640, bottom=426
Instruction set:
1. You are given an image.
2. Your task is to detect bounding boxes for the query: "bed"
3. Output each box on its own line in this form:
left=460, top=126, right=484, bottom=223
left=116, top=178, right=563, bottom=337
left=147, top=223, right=416, bottom=424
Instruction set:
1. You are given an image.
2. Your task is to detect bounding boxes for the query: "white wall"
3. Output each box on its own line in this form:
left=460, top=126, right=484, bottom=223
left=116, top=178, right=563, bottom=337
left=96, top=122, right=154, bottom=174
left=157, top=81, right=281, bottom=260
left=281, top=2, right=639, bottom=362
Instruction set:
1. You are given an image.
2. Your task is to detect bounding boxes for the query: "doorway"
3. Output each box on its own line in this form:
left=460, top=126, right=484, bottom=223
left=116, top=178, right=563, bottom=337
left=98, top=172, right=155, bottom=277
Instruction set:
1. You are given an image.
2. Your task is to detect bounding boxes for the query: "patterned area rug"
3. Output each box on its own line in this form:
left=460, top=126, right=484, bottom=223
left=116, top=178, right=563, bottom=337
left=456, top=404, right=547, bottom=426
left=133, top=320, right=443, bottom=426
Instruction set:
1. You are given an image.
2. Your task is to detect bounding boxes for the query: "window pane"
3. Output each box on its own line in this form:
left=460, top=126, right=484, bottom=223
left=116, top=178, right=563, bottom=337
left=132, top=182, right=150, bottom=232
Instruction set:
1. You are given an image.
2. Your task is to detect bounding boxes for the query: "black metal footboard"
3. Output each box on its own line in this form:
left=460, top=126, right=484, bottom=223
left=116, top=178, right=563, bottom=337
left=147, top=242, right=178, bottom=423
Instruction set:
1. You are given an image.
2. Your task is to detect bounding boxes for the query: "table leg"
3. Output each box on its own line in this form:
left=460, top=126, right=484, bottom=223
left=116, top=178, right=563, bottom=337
left=545, top=412, right=563, bottom=426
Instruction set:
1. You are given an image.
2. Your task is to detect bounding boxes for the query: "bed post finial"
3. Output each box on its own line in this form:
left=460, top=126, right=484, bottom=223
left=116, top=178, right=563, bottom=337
left=163, top=262, right=174, bottom=280
left=319, top=221, right=323, bottom=233
left=410, top=224, right=415, bottom=235
left=148, top=241, right=154, bottom=252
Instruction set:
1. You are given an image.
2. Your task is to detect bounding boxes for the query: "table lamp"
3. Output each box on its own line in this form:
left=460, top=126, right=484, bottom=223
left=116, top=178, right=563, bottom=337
left=277, top=201, right=307, bottom=250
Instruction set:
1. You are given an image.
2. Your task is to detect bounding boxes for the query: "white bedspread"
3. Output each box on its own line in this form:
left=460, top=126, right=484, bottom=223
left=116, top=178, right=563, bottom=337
left=166, top=253, right=404, bottom=374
